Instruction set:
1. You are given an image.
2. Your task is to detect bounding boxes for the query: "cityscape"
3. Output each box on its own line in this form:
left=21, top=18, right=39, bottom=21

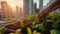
left=0, top=0, right=60, bottom=34
left=0, top=0, right=50, bottom=20
left=0, top=0, right=23, bottom=20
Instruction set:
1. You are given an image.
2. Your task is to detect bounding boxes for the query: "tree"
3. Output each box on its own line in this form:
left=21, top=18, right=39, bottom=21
left=38, top=0, right=60, bottom=19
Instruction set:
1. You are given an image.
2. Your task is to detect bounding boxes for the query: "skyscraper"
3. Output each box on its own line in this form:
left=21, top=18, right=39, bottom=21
left=39, top=0, right=43, bottom=11
left=16, top=6, right=21, bottom=18
left=29, top=0, right=33, bottom=15
left=15, top=5, right=23, bottom=18
left=0, top=3, right=1, bottom=9
left=19, top=7, right=23, bottom=17
left=1, top=1, right=13, bottom=19
left=1, top=1, right=8, bottom=19
left=23, top=0, right=29, bottom=16
left=16, top=6, right=19, bottom=13
left=33, top=2, right=37, bottom=14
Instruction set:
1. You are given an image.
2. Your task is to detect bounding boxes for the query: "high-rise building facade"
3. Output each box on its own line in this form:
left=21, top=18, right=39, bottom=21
left=23, top=0, right=33, bottom=16
left=23, top=0, right=29, bottom=16
left=1, top=1, right=8, bottom=19
left=33, top=2, right=37, bottom=14
left=39, top=0, right=43, bottom=11
left=19, top=7, right=23, bottom=17
left=29, top=0, right=33, bottom=15
left=1, top=1, right=13, bottom=19
left=0, top=3, right=1, bottom=9
left=16, top=6, right=23, bottom=18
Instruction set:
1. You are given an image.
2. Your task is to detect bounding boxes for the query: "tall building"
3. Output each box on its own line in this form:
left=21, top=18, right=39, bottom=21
left=33, top=2, right=37, bottom=14
left=19, top=7, right=22, bottom=13
left=7, top=5, right=13, bottom=18
left=16, top=6, right=19, bottom=18
left=16, top=6, right=19, bottom=13
left=1, top=1, right=8, bottom=19
left=16, top=6, right=23, bottom=18
left=0, top=2, right=1, bottom=18
left=29, top=0, right=33, bottom=15
left=19, top=7, right=23, bottom=17
left=20, top=7, right=22, bottom=15
left=23, top=0, right=29, bottom=16
left=0, top=9, right=2, bottom=19
left=1, top=1, right=13, bottom=19
left=23, top=0, right=33, bottom=16
left=39, top=0, right=43, bottom=11
left=0, top=3, right=1, bottom=9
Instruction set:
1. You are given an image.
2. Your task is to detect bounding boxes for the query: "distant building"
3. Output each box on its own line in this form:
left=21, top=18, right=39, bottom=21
left=29, top=0, right=33, bottom=15
left=20, top=7, right=22, bottom=13
left=1, top=1, right=8, bottom=19
left=19, top=7, right=23, bottom=17
left=23, top=0, right=29, bottom=16
left=16, top=6, right=19, bottom=18
left=39, top=0, right=43, bottom=11
left=33, top=2, right=37, bottom=14
left=16, top=6, right=19, bottom=13
left=0, top=9, right=2, bottom=19
left=1, top=1, right=13, bottom=19
left=0, top=3, right=1, bottom=9
left=7, top=4, right=14, bottom=17
left=23, top=0, right=34, bottom=16
left=15, top=6, right=23, bottom=18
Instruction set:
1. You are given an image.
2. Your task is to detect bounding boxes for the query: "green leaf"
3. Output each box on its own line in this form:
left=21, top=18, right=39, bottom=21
left=27, top=27, right=32, bottom=34
left=50, top=30, right=60, bottom=34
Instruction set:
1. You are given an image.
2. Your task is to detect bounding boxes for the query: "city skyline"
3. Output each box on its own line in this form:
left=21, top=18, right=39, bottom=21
left=1, top=0, right=23, bottom=10
left=0, top=0, right=49, bottom=8
left=0, top=1, right=23, bottom=19
left=34, top=0, right=49, bottom=8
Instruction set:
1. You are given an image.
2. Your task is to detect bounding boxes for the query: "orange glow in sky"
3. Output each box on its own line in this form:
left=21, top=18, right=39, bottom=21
left=2, top=0, right=23, bottom=10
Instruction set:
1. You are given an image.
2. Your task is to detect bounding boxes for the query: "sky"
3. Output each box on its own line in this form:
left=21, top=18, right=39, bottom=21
left=0, top=0, right=1, bottom=2
left=34, top=0, right=49, bottom=8
left=0, top=0, right=50, bottom=8
left=2, top=0, right=23, bottom=7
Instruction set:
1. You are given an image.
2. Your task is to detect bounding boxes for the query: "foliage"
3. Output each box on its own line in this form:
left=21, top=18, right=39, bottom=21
left=27, top=27, right=32, bottom=34
left=15, top=29, right=21, bottom=34
left=0, top=24, right=2, bottom=34
left=48, top=11, right=60, bottom=29
left=0, top=11, right=60, bottom=34
left=50, top=30, right=60, bottom=34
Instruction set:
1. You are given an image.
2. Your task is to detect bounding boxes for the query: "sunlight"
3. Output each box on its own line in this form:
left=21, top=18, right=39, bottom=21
left=9, top=4, right=16, bottom=10
left=2, top=0, right=23, bottom=10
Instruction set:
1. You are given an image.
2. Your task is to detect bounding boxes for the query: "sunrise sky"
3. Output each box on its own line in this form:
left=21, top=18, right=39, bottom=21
left=0, top=0, right=49, bottom=8
left=2, top=0, right=23, bottom=8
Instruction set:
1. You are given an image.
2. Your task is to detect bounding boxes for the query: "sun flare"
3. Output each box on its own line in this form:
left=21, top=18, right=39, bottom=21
left=9, top=4, right=16, bottom=10
left=2, top=0, right=23, bottom=10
